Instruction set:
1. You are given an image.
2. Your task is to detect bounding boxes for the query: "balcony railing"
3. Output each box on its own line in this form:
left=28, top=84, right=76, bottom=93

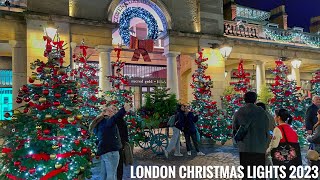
left=224, top=20, right=320, bottom=48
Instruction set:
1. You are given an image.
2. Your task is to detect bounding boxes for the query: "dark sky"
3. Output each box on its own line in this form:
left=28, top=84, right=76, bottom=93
left=235, top=0, right=320, bottom=32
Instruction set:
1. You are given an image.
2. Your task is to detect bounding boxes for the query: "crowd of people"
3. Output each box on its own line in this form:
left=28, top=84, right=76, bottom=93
left=233, top=92, right=320, bottom=180
left=88, top=92, right=320, bottom=180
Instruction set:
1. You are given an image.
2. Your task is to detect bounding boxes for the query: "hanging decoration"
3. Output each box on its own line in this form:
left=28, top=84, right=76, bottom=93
left=130, top=36, right=154, bottom=62
left=119, top=7, right=158, bottom=46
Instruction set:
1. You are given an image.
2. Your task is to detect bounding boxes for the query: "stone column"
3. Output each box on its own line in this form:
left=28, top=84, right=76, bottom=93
left=291, top=63, right=301, bottom=87
left=9, top=40, right=27, bottom=109
left=70, top=42, right=77, bottom=69
left=256, top=60, right=266, bottom=94
left=96, top=45, right=113, bottom=96
left=225, top=67, right=233, bottom=87
left=164, top=51, right=180, bottom=99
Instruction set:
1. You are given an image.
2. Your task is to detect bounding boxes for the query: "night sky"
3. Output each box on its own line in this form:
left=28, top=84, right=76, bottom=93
left=235, top=0, right=320, bottom=32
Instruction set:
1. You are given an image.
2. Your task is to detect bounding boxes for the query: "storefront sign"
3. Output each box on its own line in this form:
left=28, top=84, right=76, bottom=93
left=128, top=78, right=166, bottom=86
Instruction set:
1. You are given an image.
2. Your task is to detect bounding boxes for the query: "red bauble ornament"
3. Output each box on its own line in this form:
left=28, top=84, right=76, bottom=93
left=16, top=98, right=22, bottom=104
left=53, top=101, right=60, bottom=106
left=34, top=94, right=40, bottom=100
left=42, top=89, right=49, bottom=96
left=29, top=168, right=36, bottom=174
left=54, top=93, right=61, bottom=98
left=20, top=166, right=27, bottom=172
left=29, top=78, right=35, bottom=83
left=66, top=89, right=73, bottom=94
left=81, top=129, right=87, bottom=135
left=81, top=148, right=88, bottom=153
left=43, top=129, right=50, bottom=134
left=23, top=108, right=29, bottom=113
left=14, top=161, right=21, bottom=166
left=21, top=85, right=28, bottom=92
left=36, top=67, right=43, bottom=73
left=74, top=139, right=80, bottom=145
left=24, top=97, right=30, bottom=102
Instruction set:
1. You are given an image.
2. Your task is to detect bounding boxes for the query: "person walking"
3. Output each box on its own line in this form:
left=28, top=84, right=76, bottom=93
left=116, top=114, right=129, bottom=180
left=233, top=91, right=269, bottom=180
left=164, top=104, right=185, bottom=158
left=183, top=105, right=205, bottom=156
left=307, top=109, right=320, bottom=180
left=267, top=108, right=302, bottom=180
left=89, top=103, right=131, bottom=180
left=306, top=95, right=320, bottom=135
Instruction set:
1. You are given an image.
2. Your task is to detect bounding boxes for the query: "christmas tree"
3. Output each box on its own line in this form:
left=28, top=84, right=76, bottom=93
left=221, top=60, right=252, bottom=141
left=190, top=50, right=227, bottom=143
left=72, top=40, right=106, bottom=128
left=0, top=34, right=95, bottom=179
left=311, top=69, right=320, bottom=96
left=269, top=59, right=306, bottom=145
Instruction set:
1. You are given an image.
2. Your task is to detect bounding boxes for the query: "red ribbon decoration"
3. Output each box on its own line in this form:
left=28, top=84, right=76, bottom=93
left=129, top=36, right=153, bottom=62
left=6, top=174, right=24, bottom=180
left=80, top=45, right=88, bottom=57
left=40, top=164, right=69, bottom=180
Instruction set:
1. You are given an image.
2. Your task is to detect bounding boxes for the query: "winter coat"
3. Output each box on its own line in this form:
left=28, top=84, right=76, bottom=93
left=116, top=117, right=129, bottom=147
left=233, top=103, right=269, bottom=153
left=305, top=104, right=319, bottom=131
left=183, top=112, right=199, bottom=134
left=308, top=125, right=320, bottom=153
left=93, top=108, right=126, bottom=156
left=174, top=111, right=186, bottom=130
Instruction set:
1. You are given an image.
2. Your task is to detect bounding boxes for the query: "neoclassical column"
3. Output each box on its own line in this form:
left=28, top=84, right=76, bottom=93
left=225, top=67, right=233, bottom=87
left=96, top=45, right=113, bottom=96
left=164, top=51, right=180, bottom=99
left=70, top=42, right=77, bottom=69
left=9, top=40, right=27, bottom=109
left=291, top=60, right=302, bottom=87
left=256, top=60, right=266, bottom=93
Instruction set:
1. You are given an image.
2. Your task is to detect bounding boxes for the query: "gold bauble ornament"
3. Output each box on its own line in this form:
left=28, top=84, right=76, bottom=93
left=58, top=105, right=64, bottom=109
left=76, top=114, right=83, bottom=120
left=52, top=145, right=59, bottom=149
left=45, top=114, right=52, bottom=119
left=68, top=94, right=74, bottom=98
left=50, top=154, right=56, bottom=160
left=91, top=153, right=95, bottom=157
left=55, top=163, right=62, bottom=169
left=11, top=116, right=18, bottom=120
left=36, top=125, right=42, bottom=130
left=13, top=110, right=20, bottom=115
left=67, top=117, right=74, bottom=123
left=31, top=74, right=37, bottom=80
left=39, top=97, right=46, bottom=103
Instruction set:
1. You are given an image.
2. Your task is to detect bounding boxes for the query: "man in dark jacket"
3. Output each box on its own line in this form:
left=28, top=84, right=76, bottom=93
left=116, top=116, right=129, bottom=180
left=306, top=95, right=320, bottom=134
left=89, top=103, right=131, bottom=180
left=233, top=92, right=269, bottom=180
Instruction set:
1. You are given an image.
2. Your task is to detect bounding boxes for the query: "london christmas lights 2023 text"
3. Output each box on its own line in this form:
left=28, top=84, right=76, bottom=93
left=130, top=165, right=319, bottom=179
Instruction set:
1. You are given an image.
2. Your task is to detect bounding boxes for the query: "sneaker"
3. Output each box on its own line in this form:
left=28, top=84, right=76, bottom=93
left=174, top=153, right=183, bottom=157
left=187, top=151, right=191, bottom=156
left=197, top=152, right=205, bottom=156
left=164, top=150, right=169, bottom=158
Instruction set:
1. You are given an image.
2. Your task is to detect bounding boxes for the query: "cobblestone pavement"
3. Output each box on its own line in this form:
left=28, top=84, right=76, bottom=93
left=90, top=140, right=311, bottom=180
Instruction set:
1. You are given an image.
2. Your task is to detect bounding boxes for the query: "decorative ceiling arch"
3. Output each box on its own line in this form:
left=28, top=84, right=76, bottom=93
left=107, top=0, right=172, bottom=30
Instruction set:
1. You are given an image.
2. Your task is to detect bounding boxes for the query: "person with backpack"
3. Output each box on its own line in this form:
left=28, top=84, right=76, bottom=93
left=164, top=104, right=185, bottom=158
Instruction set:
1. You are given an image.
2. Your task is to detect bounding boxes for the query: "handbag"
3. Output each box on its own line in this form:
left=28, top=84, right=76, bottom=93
left=123, top=142, right=133, bottom=166
left=234, top=116, right=254, bottom=142
left=307, top=150, right=319, bottom=161
left=271, top=126, right=302, bottom=166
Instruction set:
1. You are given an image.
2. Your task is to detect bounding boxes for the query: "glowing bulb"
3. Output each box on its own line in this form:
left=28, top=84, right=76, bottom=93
left=28, top=151, right=33, bottom=155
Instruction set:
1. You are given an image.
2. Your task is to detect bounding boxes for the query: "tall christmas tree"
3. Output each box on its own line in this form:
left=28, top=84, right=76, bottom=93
left=311, top=69, right=320, bottom=96
left=221, top=60, right=252, bottom=140
left=269, top=59, right=306, bottom=145
left=0, top=34, right=95, bottom=179
left=72, top=41, right=106, bottom=128
left=190, top=50, right=227, bottom=143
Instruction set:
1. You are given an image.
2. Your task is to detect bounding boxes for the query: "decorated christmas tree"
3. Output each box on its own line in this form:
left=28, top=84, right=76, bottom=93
left=221, top=60, right=252, bottom=140
left=269, top=59, right=306, bottom=145
left=190, top=50, right=227, bottom=143
left=311, top=69, right=320, bottom=96
left=0, top=34, right=95, bottom=179
left=72, top=41, right=106, bottom=128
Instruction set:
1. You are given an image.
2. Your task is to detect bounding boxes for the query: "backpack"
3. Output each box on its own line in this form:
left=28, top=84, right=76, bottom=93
left=167, top=114, right=177, bottom=127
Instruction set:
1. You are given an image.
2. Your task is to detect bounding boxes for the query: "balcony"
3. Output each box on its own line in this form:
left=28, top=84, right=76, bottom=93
left=224, top=20, right=320, bottom=48
left=0, top=0, right=27, bottom=12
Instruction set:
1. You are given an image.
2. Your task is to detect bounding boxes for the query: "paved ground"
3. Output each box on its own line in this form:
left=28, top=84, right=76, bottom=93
left=89, top=140, right=311, bottom=180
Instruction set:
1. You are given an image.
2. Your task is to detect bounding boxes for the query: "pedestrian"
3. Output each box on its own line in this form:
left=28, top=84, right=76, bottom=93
left=307, top=109, right=320, bottom=180
left=256, top=102, right=275, bottom=144
left=116, top=111, right=130, bottom=180
left=164, top=104, right=184, bottom=158
left=233, top=91, right=269, bottom=180
left=267, top=108, right=302, bottom=180
left=89, top=103, right=131, bottom=180
left=306, top=95, right=320, bottom=135
left=183, top=105, right=205, bottom=156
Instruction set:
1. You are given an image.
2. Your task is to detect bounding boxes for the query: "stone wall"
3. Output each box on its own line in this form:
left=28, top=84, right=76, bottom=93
left=200, top=0, right=224, bottom=35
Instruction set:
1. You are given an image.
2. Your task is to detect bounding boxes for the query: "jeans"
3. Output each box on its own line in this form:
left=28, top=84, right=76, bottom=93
left=185, top=133, right=199, bottom=152
left=166, top=127, right=181, bottom=154
left=100, top=151, right=120, bottom=180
